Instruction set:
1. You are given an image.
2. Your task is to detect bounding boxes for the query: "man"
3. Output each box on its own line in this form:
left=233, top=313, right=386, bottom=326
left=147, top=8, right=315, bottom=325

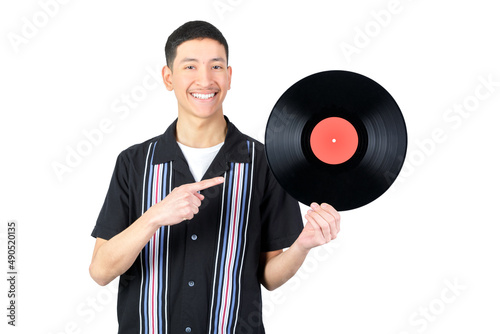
left=89, top=20, right=340, bottom=334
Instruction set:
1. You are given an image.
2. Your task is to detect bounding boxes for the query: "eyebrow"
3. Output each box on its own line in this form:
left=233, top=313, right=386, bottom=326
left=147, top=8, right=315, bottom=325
left=211, top=57, right=227, bottom=64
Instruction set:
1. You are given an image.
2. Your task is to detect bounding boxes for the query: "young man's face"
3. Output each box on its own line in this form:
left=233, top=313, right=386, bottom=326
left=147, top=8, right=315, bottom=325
left=162, top=38, right=232, bottom=121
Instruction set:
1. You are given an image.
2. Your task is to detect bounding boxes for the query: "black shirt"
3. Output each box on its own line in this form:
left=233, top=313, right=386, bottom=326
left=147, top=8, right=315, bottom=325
left=92, top=117, right=303, bottom=334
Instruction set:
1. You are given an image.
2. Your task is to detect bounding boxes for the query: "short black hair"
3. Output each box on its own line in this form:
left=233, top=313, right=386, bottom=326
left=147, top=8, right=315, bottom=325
left=165, top=20, right=229, bottom=69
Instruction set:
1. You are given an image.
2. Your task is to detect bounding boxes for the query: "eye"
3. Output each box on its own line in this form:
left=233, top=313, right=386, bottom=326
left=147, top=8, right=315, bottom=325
left=212, top=65, right=223, bottom=70
left=185, top=65, right=195, bottom=70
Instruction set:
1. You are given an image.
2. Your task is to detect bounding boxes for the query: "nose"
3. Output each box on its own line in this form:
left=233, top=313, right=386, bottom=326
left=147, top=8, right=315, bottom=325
left=196, top=65, right=213, bottom=87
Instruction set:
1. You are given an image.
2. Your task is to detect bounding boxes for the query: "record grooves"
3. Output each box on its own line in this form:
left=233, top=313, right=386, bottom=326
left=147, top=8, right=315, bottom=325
left=265, top=70, right=407, bottom=211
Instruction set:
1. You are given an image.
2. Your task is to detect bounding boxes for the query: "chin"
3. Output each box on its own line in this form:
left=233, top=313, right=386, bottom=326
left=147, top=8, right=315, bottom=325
left=193, top=107, right=223, bottom=118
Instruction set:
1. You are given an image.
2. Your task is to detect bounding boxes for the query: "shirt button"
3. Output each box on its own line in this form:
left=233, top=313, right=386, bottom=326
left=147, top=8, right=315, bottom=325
left=185, top=327, right=192, bottom=333
left=188, top=281, right=195, bottom=287
left=191, top=234, right=198, bottom=241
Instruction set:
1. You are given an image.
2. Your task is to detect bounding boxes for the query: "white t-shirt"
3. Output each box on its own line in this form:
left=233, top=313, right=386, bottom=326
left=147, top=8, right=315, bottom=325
left=177, top=141, right=224, bottom=182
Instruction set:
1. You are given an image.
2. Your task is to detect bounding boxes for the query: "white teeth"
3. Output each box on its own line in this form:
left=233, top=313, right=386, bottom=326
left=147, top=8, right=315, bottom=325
left=191, top=93, right=215, bottom=100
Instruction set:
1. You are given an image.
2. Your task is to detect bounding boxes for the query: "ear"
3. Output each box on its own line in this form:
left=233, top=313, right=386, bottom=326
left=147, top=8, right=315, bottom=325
left=227, top=65, right=233, bottom=90
left=162, top=65, right=174, bottom=91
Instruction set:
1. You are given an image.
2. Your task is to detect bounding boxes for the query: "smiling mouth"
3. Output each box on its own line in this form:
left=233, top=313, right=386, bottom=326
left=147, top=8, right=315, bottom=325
left=191, top=92, right=216, bottom=100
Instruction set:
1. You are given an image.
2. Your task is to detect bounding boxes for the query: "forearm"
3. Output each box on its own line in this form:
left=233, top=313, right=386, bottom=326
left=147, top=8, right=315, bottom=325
left=89, top=211, right=160, bottom=286
left=260, top=241, right=310, bottom=291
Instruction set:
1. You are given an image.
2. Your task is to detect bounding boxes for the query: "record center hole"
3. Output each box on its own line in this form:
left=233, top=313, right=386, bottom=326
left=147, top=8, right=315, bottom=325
left=332, top=138, right=337, bottom=143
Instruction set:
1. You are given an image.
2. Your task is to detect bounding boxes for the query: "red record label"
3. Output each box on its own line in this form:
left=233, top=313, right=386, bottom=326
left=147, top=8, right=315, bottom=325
left=310, top=117, right=358, bottom=165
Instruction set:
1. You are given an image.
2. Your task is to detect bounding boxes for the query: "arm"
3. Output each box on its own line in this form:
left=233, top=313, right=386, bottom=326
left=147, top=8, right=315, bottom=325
left=259, top=202, right=340, bottom=291
left=89, top=177, right=224, bottom=286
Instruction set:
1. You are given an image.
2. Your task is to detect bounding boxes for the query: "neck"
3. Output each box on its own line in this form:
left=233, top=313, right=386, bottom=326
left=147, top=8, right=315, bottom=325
left=176, top=113, right=227, bottom=148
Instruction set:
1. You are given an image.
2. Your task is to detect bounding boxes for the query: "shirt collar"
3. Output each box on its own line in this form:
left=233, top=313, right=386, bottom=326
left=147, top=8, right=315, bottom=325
left=152, top=116, right=252, bottom=166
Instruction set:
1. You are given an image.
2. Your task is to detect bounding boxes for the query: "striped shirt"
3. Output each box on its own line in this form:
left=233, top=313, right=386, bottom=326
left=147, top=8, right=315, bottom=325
left=92, top=117, right=303, bottom=334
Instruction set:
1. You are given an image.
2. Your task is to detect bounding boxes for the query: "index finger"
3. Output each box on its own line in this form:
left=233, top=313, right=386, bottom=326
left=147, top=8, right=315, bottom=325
left=187, top=176, right=225, bottom=192
left=320, top=203, right=340, bottom=219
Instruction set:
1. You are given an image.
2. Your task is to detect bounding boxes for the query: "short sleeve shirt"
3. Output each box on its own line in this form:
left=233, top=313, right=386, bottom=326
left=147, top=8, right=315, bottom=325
left=91, top=117, right=304, bottom=334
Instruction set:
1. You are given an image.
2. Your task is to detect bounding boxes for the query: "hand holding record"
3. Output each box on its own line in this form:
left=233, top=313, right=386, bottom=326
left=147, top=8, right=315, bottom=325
left=297, top=202, right=341, bottom=251
left=265, top=70, right=407, bottom=211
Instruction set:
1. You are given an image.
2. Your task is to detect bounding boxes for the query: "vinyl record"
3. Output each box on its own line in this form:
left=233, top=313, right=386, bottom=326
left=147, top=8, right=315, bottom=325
left=265, top=70, right=407, bottom=211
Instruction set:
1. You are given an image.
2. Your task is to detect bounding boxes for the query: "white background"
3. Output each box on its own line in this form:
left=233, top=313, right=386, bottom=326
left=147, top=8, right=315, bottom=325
left=1, top=0, right=499, bottom=333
